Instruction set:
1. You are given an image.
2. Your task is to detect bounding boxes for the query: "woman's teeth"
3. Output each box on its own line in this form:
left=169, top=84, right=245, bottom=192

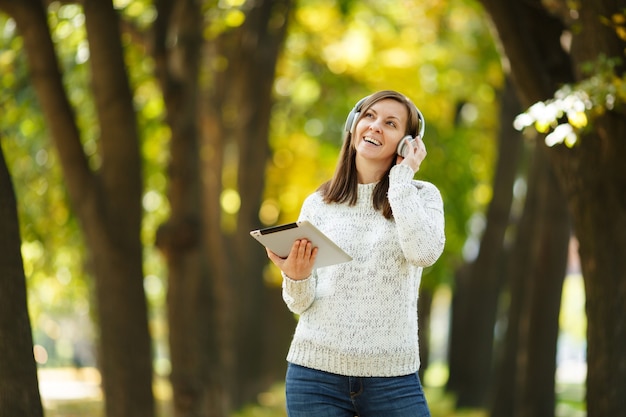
left=364, top=136, right=381, bottom=146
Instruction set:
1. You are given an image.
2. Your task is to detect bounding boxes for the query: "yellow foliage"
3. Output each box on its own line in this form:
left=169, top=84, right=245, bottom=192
left=534, top=121, right=552, bottom=133
left=567, top=111, right=588, bottom=129
left=611, top=12, right=626, bottom=25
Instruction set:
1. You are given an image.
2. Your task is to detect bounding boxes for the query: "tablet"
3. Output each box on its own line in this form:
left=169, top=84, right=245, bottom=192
left=250, top=221, right=353, bottom=269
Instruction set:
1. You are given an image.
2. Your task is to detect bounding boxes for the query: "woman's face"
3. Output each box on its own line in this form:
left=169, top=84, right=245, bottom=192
left=353, top=98, right=408, bottom=164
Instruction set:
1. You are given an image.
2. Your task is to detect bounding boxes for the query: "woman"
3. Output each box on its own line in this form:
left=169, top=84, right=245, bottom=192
left=267, top=90, right=445, bottom=417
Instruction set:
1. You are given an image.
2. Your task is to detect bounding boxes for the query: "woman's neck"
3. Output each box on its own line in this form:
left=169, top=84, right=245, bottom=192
left=355, top=156, right=391, bottom=184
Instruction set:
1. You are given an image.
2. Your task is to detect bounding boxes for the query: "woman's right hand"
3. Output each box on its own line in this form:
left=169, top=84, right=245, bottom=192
left=398, top=135, right=427, bottom=173
left=266, top=239, right=318, bottom=280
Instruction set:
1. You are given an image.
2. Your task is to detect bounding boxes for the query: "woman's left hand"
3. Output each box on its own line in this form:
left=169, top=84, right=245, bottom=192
left=266, top=239, right=317, bottom=280
left=397, top=136, right=427, bottom=173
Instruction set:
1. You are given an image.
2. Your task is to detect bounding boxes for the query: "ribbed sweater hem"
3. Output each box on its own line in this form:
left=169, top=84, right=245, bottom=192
left=286, top=340, right=420, bottom=377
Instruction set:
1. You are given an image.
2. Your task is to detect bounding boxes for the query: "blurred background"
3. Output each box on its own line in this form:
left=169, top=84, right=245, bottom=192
left=2, top=0, right=623, bottom=416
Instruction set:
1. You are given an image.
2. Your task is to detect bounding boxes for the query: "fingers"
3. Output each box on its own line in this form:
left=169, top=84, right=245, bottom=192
left=267, top=239, right=317, bottom=280
left=289, top=239, right=315, bottom=259
left=417, top=136, right=428, bottom=156
left=413, top=135, right=426, bottom=155
left=399, top=137, right=426, bottom=172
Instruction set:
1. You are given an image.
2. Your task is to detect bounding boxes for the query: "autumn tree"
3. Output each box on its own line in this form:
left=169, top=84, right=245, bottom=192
left=478, top=0, right=626, bottom=416
left=0, top=1, right=155, bottom=417
left=448, top=81, right=571, bottom=414
left=148, top=0, right=294, bottom=415
left=0, top=144, right=43, bottom=417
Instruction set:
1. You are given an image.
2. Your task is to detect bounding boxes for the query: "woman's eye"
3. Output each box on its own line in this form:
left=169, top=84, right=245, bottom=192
left=387, top=121, right=397, bottom=128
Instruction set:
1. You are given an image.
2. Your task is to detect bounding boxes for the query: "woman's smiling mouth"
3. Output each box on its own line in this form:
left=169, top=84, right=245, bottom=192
left=363, top=136, right=381, bottom=146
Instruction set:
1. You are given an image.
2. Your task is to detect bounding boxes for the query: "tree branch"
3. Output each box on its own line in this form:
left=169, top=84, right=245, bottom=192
left=0, top=0, right=97, bottom=216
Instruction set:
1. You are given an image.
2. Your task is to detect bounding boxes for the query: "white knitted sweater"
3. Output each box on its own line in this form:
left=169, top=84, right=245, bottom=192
left=282, top=164, right=445, bottom=377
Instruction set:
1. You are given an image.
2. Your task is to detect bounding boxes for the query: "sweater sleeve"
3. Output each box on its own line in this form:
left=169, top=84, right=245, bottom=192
left=280, top=194, right=321, bottom=314
left=282, top=272, right=317, bottom=314
left=388, top=164, right=445, bottom=266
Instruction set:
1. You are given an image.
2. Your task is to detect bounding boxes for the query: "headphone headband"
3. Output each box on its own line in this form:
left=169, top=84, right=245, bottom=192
left=344, top=95, right=426, bottom=140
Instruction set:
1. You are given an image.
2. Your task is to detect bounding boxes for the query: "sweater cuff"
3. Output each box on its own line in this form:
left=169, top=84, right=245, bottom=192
left=282, top=272, right=315, bottom=292
left=282, top=272, right=316, bottom=313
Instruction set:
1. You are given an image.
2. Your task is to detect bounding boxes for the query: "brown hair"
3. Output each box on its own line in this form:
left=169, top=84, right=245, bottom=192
left=318, top=90, right=422, bottom=219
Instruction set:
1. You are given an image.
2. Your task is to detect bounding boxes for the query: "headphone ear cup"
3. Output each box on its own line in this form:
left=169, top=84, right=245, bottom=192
left=345, top=111, right=360, bottom=133
left=397, top=135, right=416, bottom=157
left=344, top=96, right=369, bottom=133
left=416, top=108, right=426, bottom=140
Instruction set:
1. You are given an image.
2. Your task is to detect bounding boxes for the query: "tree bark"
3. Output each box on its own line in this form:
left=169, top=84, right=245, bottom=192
left=0, top=1, right=155, bottom=416
left=563, top=3, right=626, bottom=414
left=490, top=143, right=535, bottom=417
left=152, top=1, right=213, bottom=416
left=153, top=0, right=294, bottom=415
left=417, top=286, right=433, bottom=382
left=515, top=144, right=570, bottom=417
left=447, top=77, right=524, bottom=407
left=479, top=0, right=626, bottom=415
left=203, top=0, right=294, bottom=410
left=82, top=1, right=155, bottom=416
left=491, top=141, right=570, bottom=417
left=567, top=113, right=626, bottom=417
left=0, top=142, right=44, bottom=417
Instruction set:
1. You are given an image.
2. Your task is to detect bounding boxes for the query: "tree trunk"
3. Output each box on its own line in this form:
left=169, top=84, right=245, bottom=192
left=515, top=144, right=570, bottom=417
left=203, top=0, right=294, bottom=410
left=447, top=262, right=470, bottom=395
left=151, top=1, right=213, bottom=416
left=491, top=141, right=570, bottom=417
left=551, top=111, right=626, bottom=417
left=561, top=3, right=626, bottom=415
left=1, top=1, right=156, bottom=416
left=566, top=118, right=626, bottom=417
left=447, top=77, right=523, bottom=407
left=152, top=0, right=294, bottom=415
left=417, top=286, right=433, bottom=382
left=479, top=0, right=626, bottom=415
left=0, top=142, right=44, bottom=417
left=490, top=143, right=535, bottom=417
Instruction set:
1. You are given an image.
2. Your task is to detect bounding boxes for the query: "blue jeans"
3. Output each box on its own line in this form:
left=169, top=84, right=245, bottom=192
left=285, top=363, right=431, bottom=417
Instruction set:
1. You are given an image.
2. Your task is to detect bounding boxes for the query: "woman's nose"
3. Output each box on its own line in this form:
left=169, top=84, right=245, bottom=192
left=368, top=118, right=383, bottom=132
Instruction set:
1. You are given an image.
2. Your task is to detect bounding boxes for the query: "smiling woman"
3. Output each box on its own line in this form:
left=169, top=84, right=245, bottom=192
left=265, top=90, right=445, bottom=417
left=321, top=90, right=428, bottom=219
